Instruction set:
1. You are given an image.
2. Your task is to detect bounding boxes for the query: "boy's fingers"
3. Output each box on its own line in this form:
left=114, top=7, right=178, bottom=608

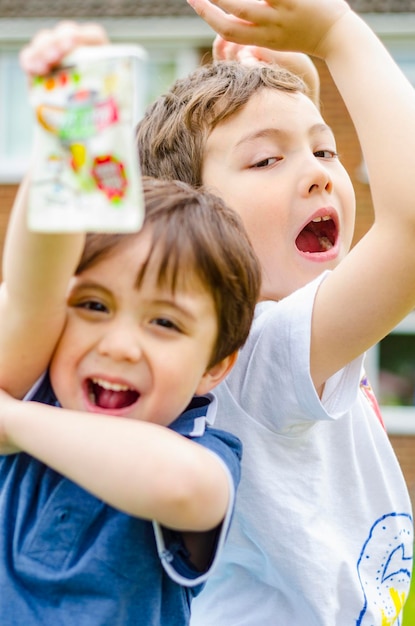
left=193, top=0, right=270, bottom=22
left=188, top=0, right=253, bottom=41
left=188, top=0, right=351, bottom=56
left=187, top=0, right=277, bottom=45
left=55, top=21, right=109, bottom=48
left=212, top=35, right=228, bottom=60
left=19, top=21, right=108, bottom=76
left=19, top=45, right=51, bottom=76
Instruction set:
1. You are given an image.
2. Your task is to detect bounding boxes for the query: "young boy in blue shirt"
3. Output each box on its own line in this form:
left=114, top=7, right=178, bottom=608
left=0, top=168, right=260, bottom=625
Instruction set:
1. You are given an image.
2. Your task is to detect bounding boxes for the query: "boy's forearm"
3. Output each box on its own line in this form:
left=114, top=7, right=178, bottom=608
left=319, top=11, right=415, bottom=224
left=0, top=176, right=85, bottom=397
left=2, top=395, right=230, bottom=531
left=3, top=176, right=85, bottom=306
left=306, top=9, right=415, bottom=383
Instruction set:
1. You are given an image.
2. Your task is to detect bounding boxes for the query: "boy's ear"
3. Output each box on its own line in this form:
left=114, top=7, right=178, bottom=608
left=195, top=351, right=238, bottom=396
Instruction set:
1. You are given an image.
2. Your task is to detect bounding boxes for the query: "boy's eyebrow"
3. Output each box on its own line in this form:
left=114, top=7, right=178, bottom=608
left=309, top=123, right=335, bottom=137
left=234, top=128, right=285, bottom=148
left=148, top=297, right=200, bottom=322
left=234, top=123, right=334, bottom=147
left=68, top=280, right=110, bottom=297
left=70, top=279, right=102, bottom=290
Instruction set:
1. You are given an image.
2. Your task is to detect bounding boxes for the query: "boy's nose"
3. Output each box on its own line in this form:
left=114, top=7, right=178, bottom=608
left=97, top=325, right=142, bottom=363
left=301, top=159, right=333, bottom=196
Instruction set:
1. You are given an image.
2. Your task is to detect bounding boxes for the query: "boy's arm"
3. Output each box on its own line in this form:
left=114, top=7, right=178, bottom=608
left=0, top=390, right=232, bottom=532
left=188, top=0, right=415, bottom=391
left=0, top=177, right=85, bottom=397
left=0, top=22, right=109, bottom=399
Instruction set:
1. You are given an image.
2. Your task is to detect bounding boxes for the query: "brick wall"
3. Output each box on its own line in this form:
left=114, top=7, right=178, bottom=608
left=0, top=185, right=16, bottom=277
left=390, top=436, right=415, bottom=510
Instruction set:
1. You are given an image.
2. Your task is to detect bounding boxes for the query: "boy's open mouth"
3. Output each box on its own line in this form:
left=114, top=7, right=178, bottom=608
left=87, top=378, right=139, bottom=410
left=295, top=216, right=337, bottom=253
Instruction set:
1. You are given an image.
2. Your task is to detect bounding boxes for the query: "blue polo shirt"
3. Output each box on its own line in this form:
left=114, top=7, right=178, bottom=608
left=0, top=373, right=242, bottom=625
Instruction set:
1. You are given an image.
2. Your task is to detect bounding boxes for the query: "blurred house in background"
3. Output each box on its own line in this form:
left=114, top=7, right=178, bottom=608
left=1, top=0, right=415, bottom=502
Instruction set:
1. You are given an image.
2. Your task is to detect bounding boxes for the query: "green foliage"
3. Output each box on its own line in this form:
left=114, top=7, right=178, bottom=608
left=403, top=571, right=415, bottom=625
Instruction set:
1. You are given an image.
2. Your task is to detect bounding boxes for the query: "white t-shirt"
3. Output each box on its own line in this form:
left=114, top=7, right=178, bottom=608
left=190, top=274, right=413, bottom=626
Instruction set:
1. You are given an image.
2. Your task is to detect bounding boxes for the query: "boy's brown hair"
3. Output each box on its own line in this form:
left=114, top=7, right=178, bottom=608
left=136, top=61, right=306, bottom=188
left=77, top=177, right=261, bottom=368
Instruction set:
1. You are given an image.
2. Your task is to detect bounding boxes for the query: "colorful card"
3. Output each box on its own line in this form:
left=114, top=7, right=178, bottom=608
left=28, top=45, right=147, bottom=232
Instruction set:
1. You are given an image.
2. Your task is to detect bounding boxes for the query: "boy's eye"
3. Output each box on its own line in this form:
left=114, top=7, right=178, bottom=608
left=74, top=300, right=108, bottom=313
left=314, top=149, right=338, bottom=159
left=251, top=156, right=280, bottom=169
left=150, top=317, right=181, bottom=332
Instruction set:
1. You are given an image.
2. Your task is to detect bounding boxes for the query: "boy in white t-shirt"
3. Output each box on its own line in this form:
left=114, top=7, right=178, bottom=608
left=140, top=1, right=415, bottom=623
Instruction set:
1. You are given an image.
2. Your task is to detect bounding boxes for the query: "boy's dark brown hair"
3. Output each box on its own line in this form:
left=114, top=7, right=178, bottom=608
left=77, top=177, right=261, bottom=368
left=136, top=61, right=306, bottom=188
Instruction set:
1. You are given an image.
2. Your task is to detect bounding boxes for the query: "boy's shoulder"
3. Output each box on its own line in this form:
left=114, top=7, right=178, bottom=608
left=250, top=271, right=330, bottom=336
left=24, top=370, right=59, bottom=406
left=170, top=394, right=242, bottom=468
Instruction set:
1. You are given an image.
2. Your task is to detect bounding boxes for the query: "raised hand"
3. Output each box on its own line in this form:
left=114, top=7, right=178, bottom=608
left=19, top=20, right=108, bottom=77
left=212, top=34, right=320, bottom=105
left=187, top=0, right=350, bottom=59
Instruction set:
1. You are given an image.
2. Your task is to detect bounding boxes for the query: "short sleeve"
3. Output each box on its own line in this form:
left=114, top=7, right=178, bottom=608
left=224, top=272, right=364, bottom=433
left=152, top=425, right=242, bottom=588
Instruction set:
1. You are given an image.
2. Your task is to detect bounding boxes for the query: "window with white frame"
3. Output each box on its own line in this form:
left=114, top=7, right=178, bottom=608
left=366, top=315, right=415, bottom=435
left=0, top=50, right=33, bottom=182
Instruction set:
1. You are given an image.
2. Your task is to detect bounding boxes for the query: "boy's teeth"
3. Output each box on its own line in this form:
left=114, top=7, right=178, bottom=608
left=91, top=378, right=130, bottom=392
left=312, top=215, right=330, bottom=223
left=88, top=378, right=139, bottom=409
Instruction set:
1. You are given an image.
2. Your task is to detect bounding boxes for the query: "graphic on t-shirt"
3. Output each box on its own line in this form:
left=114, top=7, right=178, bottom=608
left=34, top=78, right=126, bottom=202
left=356, top=512, right=413, bottom=625
left=360, top=375, right=385, bottom=429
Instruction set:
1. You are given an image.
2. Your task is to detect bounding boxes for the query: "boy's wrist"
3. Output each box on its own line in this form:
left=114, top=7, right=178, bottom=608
left=315, top=9, right=363, bottom=62
left=0, top=390, right=23, bottom=455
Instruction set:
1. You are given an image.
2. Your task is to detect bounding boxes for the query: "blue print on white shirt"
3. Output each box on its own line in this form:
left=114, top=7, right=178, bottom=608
left=356, top=512, right=413, bottom=625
